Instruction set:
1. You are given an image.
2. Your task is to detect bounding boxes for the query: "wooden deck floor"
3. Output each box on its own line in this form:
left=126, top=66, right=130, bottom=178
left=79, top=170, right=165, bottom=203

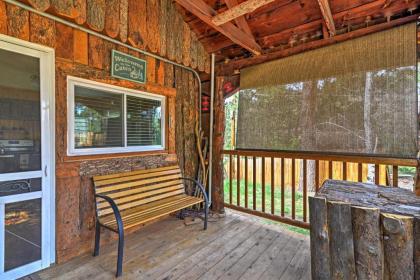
left=25, top=210, right=310, bottom=280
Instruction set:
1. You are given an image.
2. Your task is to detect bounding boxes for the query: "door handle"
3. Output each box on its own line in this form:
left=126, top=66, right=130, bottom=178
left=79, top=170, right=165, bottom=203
left=44, top=165, right=48, bottom=177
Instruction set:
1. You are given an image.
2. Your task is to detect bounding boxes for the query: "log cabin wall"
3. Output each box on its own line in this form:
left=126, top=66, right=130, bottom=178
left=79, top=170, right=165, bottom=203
left=0, top=0, right=210, bottom=262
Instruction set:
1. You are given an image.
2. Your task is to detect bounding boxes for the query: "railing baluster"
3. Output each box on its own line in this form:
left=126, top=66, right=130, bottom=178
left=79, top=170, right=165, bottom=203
left=303, top=159, right=307, bottom=223
left=221, top=150, right=414, bottom=230
left=237, top=155, right=241, bottom=206
left=328, top=161, right=333, bottom=179
left=229, top=154, right=233, bottom=204
left=315, top=160, right=320, bottom=192
left=374, top=164, right=379, bottom=185
left=393, top=165, right=398, bottom=187
left=342, top=161, right=347, bottom=180
left=281, top=157, right=285, bottom=216
left=271, top=157, right=275, bottom=215
left=292, top=158, right=296, bottom=220
left=253, top=156, right=256, bottom=210
left=245, top=156, right=248, bottom=208
left=262, top=157, right=266, bottom=212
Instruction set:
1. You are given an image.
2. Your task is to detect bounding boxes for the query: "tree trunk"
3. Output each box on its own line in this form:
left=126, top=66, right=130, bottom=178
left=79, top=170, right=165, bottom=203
left=299, top=81, right=316, bottom=192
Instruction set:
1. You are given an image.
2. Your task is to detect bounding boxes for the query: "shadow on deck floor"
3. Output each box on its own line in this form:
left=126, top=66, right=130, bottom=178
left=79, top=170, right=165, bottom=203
left=25, top=210, right=310, bottom=280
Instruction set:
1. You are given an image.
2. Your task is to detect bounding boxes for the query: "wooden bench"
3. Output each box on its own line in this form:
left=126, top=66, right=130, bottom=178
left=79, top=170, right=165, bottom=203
left=92, top=165, right=208, bottom=277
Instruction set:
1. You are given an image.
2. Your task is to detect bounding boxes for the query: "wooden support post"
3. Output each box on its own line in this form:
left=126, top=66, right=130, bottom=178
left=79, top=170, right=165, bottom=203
left=327, top=201, right=357, bottom=279
left=309, top=197, right=331, bottom=280
left=414, top=216, right=420, bottom=280
left=352, top=206, right=383, bottom=279
left=382, top=213, right=414, bottom=279
left=416, top=160, right=420, bottom=196
left=212, top=76, right=226, bottom=212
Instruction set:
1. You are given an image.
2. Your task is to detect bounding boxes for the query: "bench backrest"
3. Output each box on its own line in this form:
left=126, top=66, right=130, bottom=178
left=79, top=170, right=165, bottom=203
left=93, top=165, right=185, bottom=217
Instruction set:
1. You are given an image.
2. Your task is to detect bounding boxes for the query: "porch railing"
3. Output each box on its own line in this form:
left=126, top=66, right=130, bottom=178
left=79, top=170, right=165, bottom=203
left=222, top=149, right=418, bottom=229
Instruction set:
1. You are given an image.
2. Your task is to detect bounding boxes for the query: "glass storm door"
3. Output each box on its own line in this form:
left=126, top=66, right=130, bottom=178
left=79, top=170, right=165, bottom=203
left=0, top=36, right=54, bottom=279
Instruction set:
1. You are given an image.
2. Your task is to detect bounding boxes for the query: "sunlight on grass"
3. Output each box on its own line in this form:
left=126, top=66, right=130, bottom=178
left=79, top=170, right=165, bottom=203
left=224, top=179, right=309, bottom=235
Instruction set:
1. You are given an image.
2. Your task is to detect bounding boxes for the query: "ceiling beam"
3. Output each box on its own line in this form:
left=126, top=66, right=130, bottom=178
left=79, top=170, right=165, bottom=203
left=212, top=0, right=277, bottom=26
left=175, top=0, right=262, bottom=55
left=317, top=0, right=336, bottom=36
left=224, top=0, right=254, bottom=38
left=218, top=14, right=418, bottom=75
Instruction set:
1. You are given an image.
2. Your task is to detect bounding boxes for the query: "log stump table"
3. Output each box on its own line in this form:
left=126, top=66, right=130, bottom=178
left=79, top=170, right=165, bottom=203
left=309, top=179, right=420, bottom=280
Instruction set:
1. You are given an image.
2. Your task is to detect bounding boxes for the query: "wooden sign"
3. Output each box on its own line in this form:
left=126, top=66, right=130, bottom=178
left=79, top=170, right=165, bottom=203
left=111, top=50, right=147, bottom=84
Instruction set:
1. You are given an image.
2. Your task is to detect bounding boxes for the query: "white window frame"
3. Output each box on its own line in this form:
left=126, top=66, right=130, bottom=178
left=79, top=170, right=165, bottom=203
left=67, top=76, right=166, bottom=156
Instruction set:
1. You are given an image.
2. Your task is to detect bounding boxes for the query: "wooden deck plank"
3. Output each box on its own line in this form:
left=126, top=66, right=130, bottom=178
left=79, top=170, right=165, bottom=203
left=185, top=227, right=273, bottom=279
left=27, top=210, right=309, bottom=280
left=206, top=229, right=279, bottom=280
left=151, top=221, right=262, bottom=279
left=257, top=232, right=307, bottom=279
left=239, top=232, right=294, bottom=280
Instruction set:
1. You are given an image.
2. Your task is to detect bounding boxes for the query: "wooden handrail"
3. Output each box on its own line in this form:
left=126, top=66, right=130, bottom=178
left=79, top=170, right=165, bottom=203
left=222, top=150, right=417, bottom=167
left=222, top=149, right=416, bottom=229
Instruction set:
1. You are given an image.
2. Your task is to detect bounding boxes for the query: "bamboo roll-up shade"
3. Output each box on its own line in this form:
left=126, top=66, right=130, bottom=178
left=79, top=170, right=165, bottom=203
left=241, top=23, right=416, bottom=89
left=237, top=23, right=417, bottom=158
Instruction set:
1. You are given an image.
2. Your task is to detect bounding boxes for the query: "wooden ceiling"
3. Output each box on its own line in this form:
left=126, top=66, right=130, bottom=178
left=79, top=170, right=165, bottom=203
left=175, top=0, right=420, bottom=74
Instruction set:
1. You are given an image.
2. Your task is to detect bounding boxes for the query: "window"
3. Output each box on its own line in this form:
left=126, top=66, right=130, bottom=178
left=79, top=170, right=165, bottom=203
left=67, top=77, right=165, bottom=155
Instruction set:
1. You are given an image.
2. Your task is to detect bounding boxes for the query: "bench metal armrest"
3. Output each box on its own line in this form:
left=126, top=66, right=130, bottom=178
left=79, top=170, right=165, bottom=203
left=180, top=177, right=209, bottom=207
left=95, top=194, right=124, bottom=232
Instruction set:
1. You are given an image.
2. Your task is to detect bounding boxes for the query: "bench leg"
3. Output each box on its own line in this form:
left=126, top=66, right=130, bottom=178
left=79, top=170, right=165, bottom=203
left=116, top=227, right=124, bottom=277
left=93, top=221, right=101, bottom=257
left=204, top=204, right=208, bottom=230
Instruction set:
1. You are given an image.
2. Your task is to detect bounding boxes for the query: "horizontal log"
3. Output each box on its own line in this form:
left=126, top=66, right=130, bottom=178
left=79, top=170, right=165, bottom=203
left=318, top=180, right=420, bottom=217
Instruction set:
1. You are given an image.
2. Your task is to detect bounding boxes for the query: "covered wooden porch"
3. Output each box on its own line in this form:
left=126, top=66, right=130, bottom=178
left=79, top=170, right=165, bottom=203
left=24, top=210, right=309, bottom=280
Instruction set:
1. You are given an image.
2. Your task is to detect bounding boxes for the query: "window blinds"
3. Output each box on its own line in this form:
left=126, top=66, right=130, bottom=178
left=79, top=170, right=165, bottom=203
left=237, top=23, right=417, bottom=158
left=126, top=95, right=162, bottom=146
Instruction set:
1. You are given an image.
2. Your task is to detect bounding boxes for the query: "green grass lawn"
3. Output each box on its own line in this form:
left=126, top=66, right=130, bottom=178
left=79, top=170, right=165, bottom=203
left=223, top=179, right=309, bottom=235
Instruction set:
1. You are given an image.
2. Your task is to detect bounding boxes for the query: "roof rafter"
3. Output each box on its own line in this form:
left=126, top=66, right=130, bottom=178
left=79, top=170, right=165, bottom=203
left=224, top=0, right=254, bottom=38
left=317, top=0, right=336, bottom=36
left=175, top=0, right=262, bottom=55
left=212, top=0, right=277, bottom=26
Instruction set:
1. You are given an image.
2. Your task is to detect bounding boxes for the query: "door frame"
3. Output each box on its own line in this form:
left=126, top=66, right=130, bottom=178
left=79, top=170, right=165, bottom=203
left=0, top=34, right=55, bottom=279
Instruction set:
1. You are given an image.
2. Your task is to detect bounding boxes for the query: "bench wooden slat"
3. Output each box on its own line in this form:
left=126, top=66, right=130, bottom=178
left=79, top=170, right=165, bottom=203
left=102, top=196, right=203, bottom=230
left=98, top=189, right=185, bottom=216
left=98, top=194, right=188, bottom=224
left=94, top=168, right=181, bottom=187
left=104, top=196, right=198, bottom=226
left=93, top=165, right=179, bottom=181
left=96, top=174, right=182, bottom=194
left=97, top=184, right=184, bottom=210
left=104, top=179, right=183, bottom=200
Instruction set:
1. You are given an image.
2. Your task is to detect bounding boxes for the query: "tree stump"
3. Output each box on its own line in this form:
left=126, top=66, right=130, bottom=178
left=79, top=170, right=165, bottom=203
left=310, top=179, right=420, bottom=280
